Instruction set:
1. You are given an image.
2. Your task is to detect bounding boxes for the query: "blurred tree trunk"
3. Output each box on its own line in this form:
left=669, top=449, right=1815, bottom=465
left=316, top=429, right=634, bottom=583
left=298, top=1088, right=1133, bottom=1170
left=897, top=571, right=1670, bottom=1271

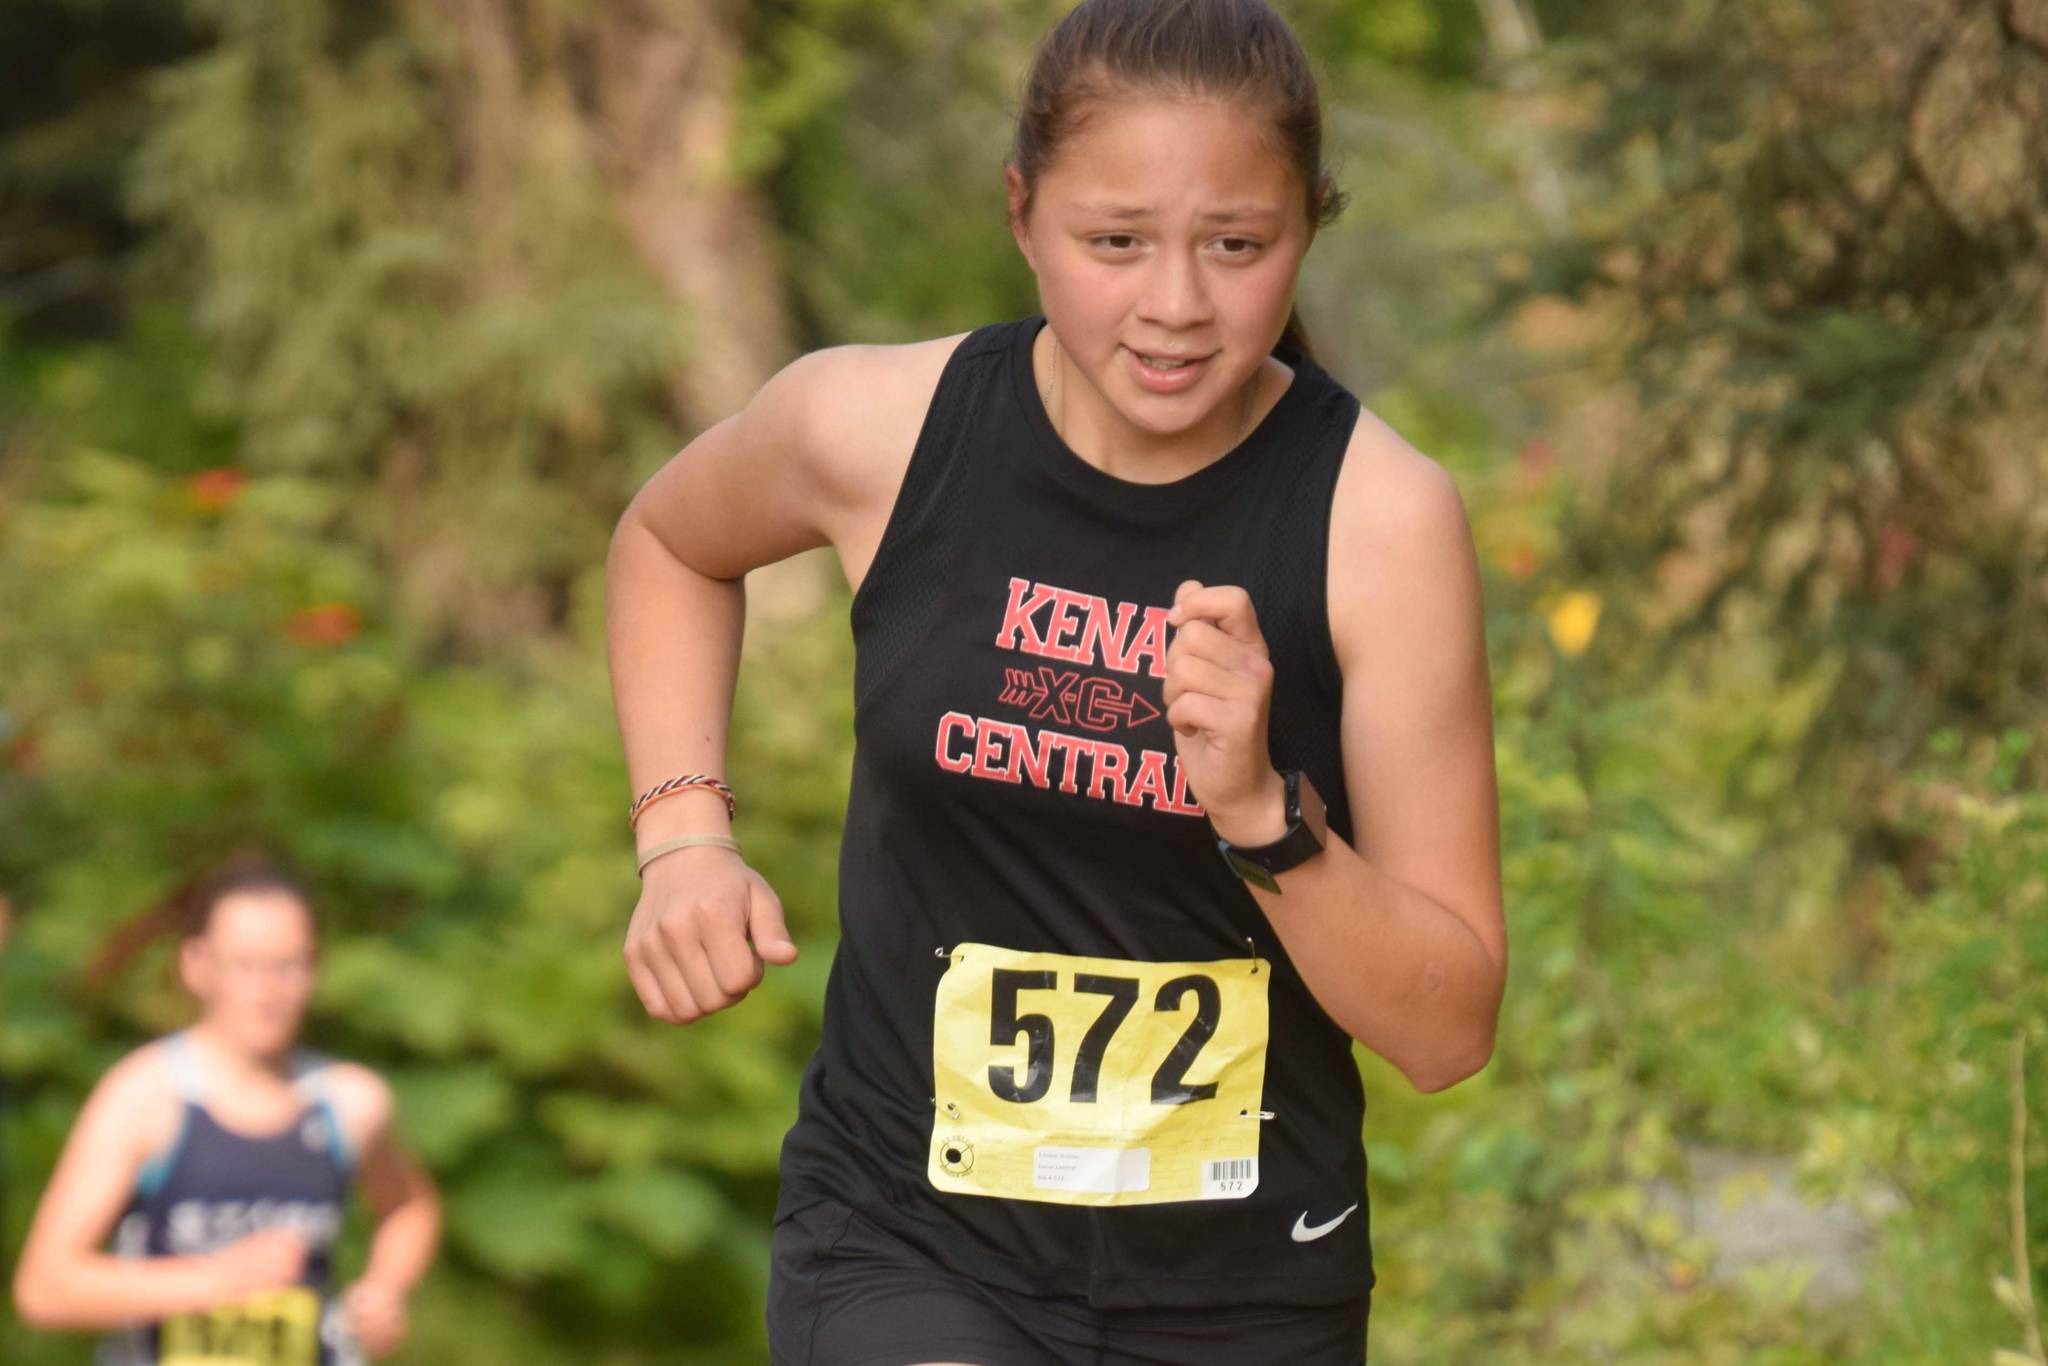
left=1473, top=0, right=1569, bottom=232
left=425, top=0, right=827, bottom=620
left=589, top=0, right=792, bottom=427
left=424, top=0, right=791, bottom=424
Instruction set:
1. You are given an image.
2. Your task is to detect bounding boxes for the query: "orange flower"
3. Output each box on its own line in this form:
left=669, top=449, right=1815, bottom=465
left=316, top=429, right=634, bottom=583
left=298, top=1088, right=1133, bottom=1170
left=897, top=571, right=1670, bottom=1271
left=1873, top=521, right=1918, bottom=595
left=188, top=467, right=247, bottom=511
left=286, top=603, right=363, bottom=646
left=1512, top=437, right=1556, bottom=498
left=1502, top=544, right=1544, bottom=580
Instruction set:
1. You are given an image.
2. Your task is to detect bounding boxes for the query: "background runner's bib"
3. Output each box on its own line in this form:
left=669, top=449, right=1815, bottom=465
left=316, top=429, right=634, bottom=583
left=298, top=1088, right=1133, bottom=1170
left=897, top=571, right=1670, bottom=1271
left=929, top=942, right=1267, bottom=1205
left=159, top=1288, right=321, bottom=1366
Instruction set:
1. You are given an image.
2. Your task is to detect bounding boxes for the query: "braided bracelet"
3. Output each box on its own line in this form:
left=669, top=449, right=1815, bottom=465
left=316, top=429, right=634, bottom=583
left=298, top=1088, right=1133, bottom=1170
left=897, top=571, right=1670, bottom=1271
left=637, top=833, right=742, bottom=878
left=629, top=773, right=736, bottom=831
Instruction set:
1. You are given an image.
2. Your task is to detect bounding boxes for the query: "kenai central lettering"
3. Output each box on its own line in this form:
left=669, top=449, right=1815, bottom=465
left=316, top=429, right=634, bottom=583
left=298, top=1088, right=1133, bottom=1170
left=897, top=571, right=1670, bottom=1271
left=934, top=711, right=1204, bottom=817
left=994, top=577, right=1172, bottom=679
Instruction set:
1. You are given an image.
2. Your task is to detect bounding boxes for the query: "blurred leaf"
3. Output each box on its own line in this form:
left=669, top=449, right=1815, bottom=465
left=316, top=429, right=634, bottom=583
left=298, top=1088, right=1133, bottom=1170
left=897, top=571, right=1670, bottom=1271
left=587, top=1167, right=727, bottom=1258
left=445, top=1144, right=591, bottom=1282
left=388, top=1065, right=515, bottom=1169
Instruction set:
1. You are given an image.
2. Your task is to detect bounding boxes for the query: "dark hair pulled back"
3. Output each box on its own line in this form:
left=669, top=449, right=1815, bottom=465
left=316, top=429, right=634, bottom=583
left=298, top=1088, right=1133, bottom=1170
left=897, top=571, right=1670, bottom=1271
left=171, top=848, right=317, bottom=941
left=1007, top=0, right=1348, bottom=362
left=83, top=846, right=319, bottom=991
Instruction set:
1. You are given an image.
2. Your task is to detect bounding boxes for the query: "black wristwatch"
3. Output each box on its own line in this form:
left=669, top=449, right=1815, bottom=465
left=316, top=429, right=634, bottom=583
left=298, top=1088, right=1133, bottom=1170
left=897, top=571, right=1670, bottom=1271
left=1214, top=768, right=1328, bottom=894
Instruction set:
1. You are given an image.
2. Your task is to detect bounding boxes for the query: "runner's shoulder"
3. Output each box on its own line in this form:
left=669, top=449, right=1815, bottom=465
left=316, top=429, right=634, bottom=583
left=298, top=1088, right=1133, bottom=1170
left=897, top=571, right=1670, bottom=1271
left=313, top=1058, right=392, bottom=1151
left=760, top=331, right=974, bottom=511
left=84, top=1039, right=186, bottom=1156
left=99, top=1036, right=180, bottom=1101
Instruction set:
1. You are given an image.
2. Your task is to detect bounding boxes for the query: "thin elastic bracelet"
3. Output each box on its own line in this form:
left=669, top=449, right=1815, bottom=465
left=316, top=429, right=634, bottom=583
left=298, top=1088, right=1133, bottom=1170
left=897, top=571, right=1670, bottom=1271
left=630, top=774, right=736, bottom=830
left=637, top=834, right=742, bottom=878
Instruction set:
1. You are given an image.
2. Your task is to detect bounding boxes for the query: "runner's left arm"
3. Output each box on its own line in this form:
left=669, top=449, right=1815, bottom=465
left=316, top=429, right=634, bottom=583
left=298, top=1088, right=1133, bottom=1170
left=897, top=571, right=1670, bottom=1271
left=1166, top=431, right=1506, bottom=1093
left=336, top=1069, right=440, bottom=1358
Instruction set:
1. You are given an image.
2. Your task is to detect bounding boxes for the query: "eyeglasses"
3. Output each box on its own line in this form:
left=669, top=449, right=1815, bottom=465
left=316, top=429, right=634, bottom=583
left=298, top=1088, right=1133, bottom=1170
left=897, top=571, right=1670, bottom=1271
left=203, top=952, right=318, bottom=981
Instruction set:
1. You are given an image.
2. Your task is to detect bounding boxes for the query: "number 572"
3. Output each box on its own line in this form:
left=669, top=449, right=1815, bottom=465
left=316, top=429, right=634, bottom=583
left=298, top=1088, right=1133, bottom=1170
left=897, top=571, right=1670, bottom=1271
left=985, top=968, right=1221, bottom=1107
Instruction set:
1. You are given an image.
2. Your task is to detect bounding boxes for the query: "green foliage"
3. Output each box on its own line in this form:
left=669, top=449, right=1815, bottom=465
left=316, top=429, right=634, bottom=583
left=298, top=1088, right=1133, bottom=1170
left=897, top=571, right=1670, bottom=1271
left=1361, top=594, right=2045, bottom=1358
left=119, top=0, right=688, bottom=656
left=1487, top=0, right=2048, bottom=790
left=0, top=446, right=850, bottom=1360
left=1813, top=729, right=2048, bottom=1361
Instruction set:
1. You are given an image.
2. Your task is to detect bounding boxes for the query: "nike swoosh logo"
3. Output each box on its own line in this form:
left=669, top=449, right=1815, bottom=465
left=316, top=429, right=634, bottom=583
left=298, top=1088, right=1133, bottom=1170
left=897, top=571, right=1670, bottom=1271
left=1290, top=1202, right=1359, bottom=1243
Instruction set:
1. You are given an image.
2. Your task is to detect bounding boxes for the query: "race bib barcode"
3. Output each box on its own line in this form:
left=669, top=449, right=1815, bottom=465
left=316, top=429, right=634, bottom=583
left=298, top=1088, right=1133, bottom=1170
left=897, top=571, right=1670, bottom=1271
left=1202, top=1157, right=1258, bottom=1199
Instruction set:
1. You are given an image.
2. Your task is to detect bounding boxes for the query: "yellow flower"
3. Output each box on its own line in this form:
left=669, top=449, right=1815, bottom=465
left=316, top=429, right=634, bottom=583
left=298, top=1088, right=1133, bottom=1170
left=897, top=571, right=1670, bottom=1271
left=1545, top=589, right=1603, bottom=655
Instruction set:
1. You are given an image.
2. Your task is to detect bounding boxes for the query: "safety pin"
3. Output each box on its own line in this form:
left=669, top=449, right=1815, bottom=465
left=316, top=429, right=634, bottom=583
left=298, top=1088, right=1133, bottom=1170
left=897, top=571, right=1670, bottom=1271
left=1244, top=936, right=1262, bottom=975
left=1239, top=1108, right=1276, bottom=1121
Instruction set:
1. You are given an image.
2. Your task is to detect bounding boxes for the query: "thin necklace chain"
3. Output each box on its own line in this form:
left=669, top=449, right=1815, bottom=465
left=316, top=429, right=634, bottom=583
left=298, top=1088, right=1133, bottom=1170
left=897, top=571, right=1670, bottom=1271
left=1042, top=331, right=1259, bottom=471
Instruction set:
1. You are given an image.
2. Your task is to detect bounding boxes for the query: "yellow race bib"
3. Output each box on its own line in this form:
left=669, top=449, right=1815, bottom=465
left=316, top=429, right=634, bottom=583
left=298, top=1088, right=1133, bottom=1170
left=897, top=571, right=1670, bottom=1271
left=928, top=941, right=1268, bottom=1206
left=160, top=1286, right=321, bottom=1366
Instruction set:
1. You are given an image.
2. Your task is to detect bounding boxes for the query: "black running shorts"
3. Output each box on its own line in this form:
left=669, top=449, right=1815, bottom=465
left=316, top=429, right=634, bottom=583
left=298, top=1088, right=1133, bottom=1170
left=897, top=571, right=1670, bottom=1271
left=767, top=1197, right=1369, bottom=1366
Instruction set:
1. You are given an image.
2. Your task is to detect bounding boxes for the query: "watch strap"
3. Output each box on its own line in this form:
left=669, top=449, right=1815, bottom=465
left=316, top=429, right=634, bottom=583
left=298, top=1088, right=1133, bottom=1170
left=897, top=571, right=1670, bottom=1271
left=1215, top=769, right=1325, bottom=891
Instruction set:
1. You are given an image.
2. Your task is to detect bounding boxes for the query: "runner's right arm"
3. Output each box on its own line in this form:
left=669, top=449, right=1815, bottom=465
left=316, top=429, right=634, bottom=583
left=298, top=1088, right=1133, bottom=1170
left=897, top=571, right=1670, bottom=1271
left=608, top=347, right=873, bottom=1024
left=11, top=1048, right=306, bottom=1328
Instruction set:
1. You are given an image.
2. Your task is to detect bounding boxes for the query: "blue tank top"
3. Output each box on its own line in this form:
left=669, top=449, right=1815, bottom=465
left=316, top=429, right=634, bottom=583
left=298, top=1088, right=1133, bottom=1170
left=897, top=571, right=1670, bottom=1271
left=97, top=1030, right=361, bottom=1366
left=774, top=314, right=1374, bottom=1309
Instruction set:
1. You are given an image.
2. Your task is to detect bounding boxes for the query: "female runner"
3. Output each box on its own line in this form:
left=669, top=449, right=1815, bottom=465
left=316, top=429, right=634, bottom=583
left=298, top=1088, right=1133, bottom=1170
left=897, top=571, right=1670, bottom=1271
left=11, top=852, right=441, bottom=1364
left=607, top=1, right=1508, bottom=1360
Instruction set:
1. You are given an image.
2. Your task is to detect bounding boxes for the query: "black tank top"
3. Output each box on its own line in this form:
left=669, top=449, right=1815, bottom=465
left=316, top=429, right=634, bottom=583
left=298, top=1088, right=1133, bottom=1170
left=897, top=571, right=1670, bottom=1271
left=774, top=313, right=1374, bottom=1310
left=99, top=1031, right=360, bottom=1366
